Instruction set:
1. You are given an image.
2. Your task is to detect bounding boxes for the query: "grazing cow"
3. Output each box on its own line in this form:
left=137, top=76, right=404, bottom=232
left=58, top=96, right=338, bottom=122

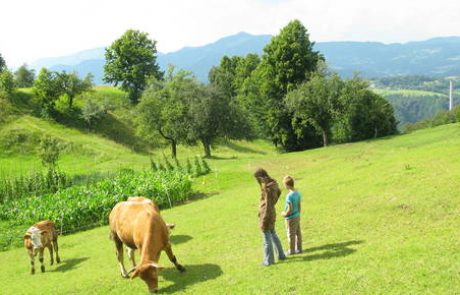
left=23, top=220, right=61, bottom=274
left=109, top=197, right=185, bottom=293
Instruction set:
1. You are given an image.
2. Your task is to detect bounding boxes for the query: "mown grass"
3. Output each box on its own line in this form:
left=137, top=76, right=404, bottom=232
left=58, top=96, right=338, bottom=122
left=1, top=123, right=459, bottom=294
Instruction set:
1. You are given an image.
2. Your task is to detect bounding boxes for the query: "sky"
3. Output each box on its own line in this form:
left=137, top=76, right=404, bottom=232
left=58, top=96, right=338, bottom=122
left=1, top=0, right=459, bottom=67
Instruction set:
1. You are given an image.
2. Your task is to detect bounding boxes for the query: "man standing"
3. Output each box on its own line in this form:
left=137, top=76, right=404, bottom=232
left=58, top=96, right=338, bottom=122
left=254, top=168, right=286, bottom=266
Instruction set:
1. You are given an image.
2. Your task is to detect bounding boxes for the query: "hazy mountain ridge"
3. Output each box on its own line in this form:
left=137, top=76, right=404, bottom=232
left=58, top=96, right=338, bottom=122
left=30, top=34, right=460, bottom=84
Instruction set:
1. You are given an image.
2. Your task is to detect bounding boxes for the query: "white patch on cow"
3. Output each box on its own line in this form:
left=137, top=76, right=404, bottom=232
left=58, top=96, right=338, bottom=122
left=28, top=227, right=43, bottom=249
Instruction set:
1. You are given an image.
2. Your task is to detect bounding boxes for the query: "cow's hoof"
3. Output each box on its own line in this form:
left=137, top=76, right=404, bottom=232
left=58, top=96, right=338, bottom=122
left=57, top=257, right=61, bottom=264
left=177, top=264, right=186, bottom=273
left=121, top=273, right=129, bottom=279
left=41, top=266, right=45, bottom=273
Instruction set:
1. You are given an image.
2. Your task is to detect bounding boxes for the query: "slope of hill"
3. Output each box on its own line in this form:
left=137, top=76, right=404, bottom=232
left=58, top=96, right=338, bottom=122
left=30, top=34, right=460, bottom=84
left=1, top=120, right=459, bottom=294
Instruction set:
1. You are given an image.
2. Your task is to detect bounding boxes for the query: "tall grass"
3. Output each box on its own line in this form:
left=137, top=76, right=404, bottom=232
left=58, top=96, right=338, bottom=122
left=0, top=169, right=71, bottom=204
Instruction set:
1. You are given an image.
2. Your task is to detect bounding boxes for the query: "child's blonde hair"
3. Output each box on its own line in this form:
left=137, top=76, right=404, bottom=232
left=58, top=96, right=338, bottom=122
left=283, top=175, right=294, bottom=187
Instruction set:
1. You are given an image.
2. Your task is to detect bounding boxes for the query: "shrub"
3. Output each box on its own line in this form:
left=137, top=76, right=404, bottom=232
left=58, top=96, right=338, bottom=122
left=38, top=136, right=61, bottom=169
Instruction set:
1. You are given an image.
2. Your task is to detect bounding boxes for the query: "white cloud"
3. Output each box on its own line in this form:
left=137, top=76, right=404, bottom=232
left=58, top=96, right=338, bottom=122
left=0, top=0, right=459, bottom=67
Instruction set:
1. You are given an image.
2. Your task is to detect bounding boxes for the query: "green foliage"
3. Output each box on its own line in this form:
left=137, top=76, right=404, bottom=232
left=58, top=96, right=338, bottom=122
left=0, top=70, right=15, bottom=95
left=104, top=29, right=163, bottom=104
left=186, top=158, right=193, bottom=174
left=0, top=169, right=192, bottom=246
left=0, top=169, right=70, bottom=204
left=80, top=98, right=107, bottom=127
left=404, top=105, right=460, bottom=133
left=138, top=68, right=200, bottom=158
left=194, top=156, right=203, bottom=176
left=38, top=136, right=61, bottom=169
left=33, top=68, right=62, bottom=117
left=13, top=64, right=35, bottom=88
left=0, top=53, right=6, bottom=72
left=337, top=77, right=398, bottom=142
left=240, top=20, right=323, bottom=151
left=201, top=157, right=211, bottom=174
left=286, top=74, right=343, bottom=146
left=58, top=71, right=93, bottom=108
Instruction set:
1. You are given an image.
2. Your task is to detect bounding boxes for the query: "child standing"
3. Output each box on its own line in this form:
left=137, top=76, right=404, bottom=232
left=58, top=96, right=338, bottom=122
left=281, top=175, right=302, bottom=255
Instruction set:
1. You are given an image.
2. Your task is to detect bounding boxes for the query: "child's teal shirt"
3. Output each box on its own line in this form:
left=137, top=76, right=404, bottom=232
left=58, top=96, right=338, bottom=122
left=284, top=190, right=301, bottom=220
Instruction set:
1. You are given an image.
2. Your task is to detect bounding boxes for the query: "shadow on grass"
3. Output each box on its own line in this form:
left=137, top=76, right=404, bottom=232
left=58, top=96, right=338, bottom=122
left=51, top=257, right=89, bottom=272
left=188, top=192, right=220, bottom=202
left=291, top=240, right=365, bottom=262
left=170, top=234, right=193, bottom=245
left=160, top=263, right=223, bottom=294
left=208, top=155, right=238, bottom=160
left=222, top=141, right=266, bottom=155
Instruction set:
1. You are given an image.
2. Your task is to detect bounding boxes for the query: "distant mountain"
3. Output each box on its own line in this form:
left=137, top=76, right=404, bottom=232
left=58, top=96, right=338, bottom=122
left=30, top=34, right=460, bottom=84
left=316, top=37, right=460, bottom=78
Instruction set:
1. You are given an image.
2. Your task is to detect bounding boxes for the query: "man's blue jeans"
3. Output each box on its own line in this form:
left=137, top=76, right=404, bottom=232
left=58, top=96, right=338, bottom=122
left=262, top=230, right=286, bottom=265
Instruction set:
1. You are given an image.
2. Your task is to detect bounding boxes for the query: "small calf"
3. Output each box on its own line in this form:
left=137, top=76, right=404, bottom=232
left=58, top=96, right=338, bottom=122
left=24, top=220, right=61, bottom=274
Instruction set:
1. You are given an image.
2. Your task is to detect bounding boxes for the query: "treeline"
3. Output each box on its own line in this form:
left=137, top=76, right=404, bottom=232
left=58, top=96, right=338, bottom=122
left=103, top=21, right=397, bottom=154
left=1, top=20, right=398, bottom=156
left=373, top=75, right=460, bottom=93
left=404, top=105, right=460, bottom=133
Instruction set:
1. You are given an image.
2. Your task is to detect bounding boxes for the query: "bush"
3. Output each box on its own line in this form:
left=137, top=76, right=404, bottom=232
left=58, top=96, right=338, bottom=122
left=80, top=98, right=107, bottom=127
left=38, top=136, right=61, bottom=168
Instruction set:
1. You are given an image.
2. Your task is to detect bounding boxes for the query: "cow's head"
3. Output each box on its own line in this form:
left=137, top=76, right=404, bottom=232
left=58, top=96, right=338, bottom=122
left=131, top=263, right=164, bottom=293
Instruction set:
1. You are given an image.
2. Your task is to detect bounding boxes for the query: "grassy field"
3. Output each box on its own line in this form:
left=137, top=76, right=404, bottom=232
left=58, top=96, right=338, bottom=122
left=1, top=121, right=459, bottom=294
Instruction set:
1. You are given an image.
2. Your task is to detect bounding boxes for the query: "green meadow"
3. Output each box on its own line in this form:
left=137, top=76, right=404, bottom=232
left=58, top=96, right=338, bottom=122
left=1, top=120, right=459, bottom=294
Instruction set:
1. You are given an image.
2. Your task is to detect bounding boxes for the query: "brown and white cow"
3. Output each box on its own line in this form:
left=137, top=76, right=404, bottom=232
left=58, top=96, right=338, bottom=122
left=24, top=220, right=61, bottom=274
left=109, top=196, right=185, bottom=293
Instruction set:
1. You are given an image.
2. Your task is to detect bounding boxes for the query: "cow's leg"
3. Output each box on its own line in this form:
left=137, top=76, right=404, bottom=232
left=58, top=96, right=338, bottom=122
left=127, top=247, right=136, bottom=267
left=53, top=239, right=61, bottom=263
left=164, top=243, right=185, bottom=272
left=114, top=237, right=128, bottom=278
left=29, top=250, right=36, bottom=275
left=48, top=244, right=54, bottom=265
left=39, top=248, right=45, bottom=272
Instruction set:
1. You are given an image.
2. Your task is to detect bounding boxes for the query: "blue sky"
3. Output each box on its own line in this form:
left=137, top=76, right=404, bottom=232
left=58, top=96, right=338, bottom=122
left=1, top=0, right=459, bottom=67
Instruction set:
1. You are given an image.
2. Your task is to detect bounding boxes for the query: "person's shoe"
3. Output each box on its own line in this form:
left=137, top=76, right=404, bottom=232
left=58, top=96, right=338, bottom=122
left=261, top=262, right=271, bottom=267
left=279, top=255, right=286, bottom=260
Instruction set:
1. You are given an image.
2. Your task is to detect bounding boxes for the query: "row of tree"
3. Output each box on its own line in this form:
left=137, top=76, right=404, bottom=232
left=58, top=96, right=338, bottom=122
left=0, top=56, right=36, bottom=94
left=101, top=20, right=397, bottom=155
left=206, top=20, right=397, bottom=151
left=1, top=20, right=398, bottom=157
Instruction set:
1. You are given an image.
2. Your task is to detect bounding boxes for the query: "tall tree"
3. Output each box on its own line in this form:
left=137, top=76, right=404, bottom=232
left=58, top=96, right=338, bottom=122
left=14, top=64, right=35, bottom=87
left=104, top=29, right=162, bottom=104
left=57, top=71, right=93, bottom=108
left=244, top=20, right=323, bottom=151
left=137, top=68, right=197, bottom=158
